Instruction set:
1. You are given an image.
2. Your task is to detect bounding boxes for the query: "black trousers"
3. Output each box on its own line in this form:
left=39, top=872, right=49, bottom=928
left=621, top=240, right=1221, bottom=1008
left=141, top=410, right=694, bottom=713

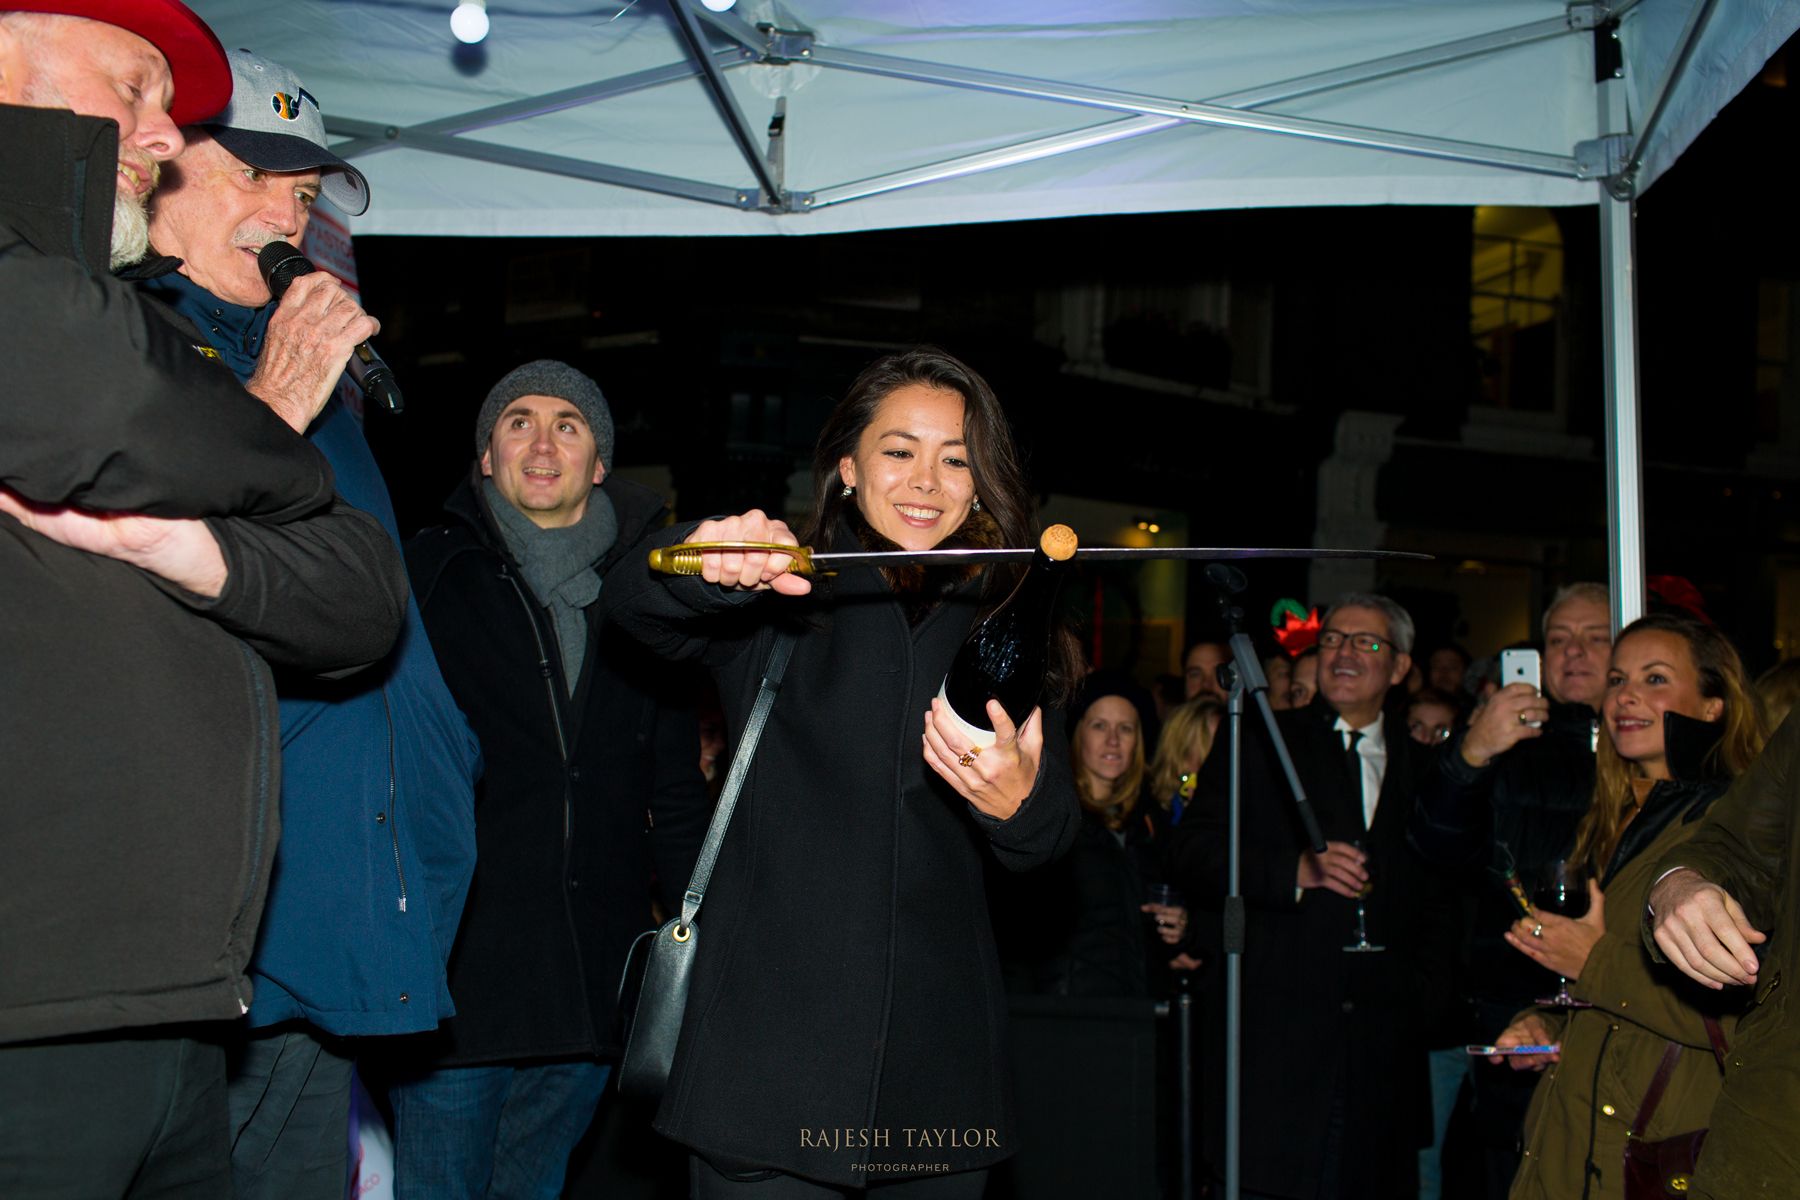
left=0, top=1026, right=231, bottom=1199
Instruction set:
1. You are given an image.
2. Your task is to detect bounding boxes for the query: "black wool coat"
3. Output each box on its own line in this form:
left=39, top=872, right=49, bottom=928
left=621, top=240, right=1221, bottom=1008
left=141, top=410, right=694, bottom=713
left=1170, top=700, right=1456, bottom=1200
left=401, top=475, right=710, bottom=1065
left=602, top=523, right=1079, bottom=1188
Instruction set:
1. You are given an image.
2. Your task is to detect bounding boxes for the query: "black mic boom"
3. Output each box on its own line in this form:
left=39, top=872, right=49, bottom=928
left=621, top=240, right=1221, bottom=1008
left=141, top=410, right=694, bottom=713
left=257, top=241, right=404, bottom=414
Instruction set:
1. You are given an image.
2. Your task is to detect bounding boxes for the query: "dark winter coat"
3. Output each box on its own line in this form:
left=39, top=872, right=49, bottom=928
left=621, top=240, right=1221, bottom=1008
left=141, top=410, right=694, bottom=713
left=1170, top=700, right=1455, bottom=1200
left=993, top=796, right=1184, bottom=998
left=402, top=474, right=710, bottom=1064
left=1409, top=699, right=1599, bottom=1020
left=0, top=103, right=407, bottom=1044
left=1512, top=715, right=1741, bottom=1200
left=602, top=520, right=1080, bottom=1188
left=1653, top=709, right=1800, bottom=1198
left=136, top=269, right=482, bottom=1036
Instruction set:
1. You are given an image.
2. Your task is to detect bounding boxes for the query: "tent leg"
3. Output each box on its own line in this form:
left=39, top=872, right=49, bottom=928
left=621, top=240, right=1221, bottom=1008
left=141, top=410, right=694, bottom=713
left=1599, top=78, right=1645, bottom=630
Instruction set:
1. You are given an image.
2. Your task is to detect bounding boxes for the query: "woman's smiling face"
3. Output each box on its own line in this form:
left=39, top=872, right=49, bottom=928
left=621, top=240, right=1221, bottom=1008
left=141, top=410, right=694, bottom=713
left=838, top=383, right=975, bottom=551
left=1603, top=629, right=1723, bottom=779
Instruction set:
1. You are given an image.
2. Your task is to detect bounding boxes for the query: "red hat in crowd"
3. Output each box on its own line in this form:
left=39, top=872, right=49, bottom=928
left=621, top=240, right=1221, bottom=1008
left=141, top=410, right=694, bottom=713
left=8, top=0, right=230, bottom=125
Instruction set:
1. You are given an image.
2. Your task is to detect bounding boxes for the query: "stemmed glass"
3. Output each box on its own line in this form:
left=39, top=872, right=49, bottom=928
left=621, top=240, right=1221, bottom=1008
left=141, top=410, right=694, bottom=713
left=1532, top=858, right=1593, bottom=1007
left=1342, top=840, right=1384, bottom=953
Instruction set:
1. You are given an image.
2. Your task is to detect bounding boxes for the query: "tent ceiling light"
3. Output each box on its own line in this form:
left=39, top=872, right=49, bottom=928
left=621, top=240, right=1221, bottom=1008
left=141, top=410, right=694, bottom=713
left=701, top=0, right=739, bottom=10
left=450, top=0, right=489, bottom=44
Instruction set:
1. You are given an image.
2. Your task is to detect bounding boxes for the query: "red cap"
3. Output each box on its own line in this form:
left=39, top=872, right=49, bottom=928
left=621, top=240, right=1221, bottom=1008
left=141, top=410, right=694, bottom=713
left=8, top=0, right=231, bottom=126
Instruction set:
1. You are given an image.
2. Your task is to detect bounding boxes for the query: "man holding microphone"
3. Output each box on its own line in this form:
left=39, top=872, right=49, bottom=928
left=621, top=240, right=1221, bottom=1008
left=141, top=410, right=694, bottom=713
left=134, top=50, right=481, bottom=1199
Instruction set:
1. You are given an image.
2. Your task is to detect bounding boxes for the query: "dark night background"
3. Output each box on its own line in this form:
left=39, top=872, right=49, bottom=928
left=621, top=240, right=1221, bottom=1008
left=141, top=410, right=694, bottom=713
left=346, top=37, right=1799, bottom=679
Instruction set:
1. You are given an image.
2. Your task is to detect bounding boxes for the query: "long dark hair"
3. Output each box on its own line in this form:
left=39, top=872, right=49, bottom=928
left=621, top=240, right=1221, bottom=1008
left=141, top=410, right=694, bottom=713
left=801, top=346, right=1035, bottom=562
left=1570, top=612, right=1766, bottom=874
left=802, top=345, right=1080, bottom=699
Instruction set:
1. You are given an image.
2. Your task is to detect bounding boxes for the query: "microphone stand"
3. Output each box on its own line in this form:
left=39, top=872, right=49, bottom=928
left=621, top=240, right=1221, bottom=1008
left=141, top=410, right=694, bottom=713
left=1212, top=572, right=1324, bottom=1200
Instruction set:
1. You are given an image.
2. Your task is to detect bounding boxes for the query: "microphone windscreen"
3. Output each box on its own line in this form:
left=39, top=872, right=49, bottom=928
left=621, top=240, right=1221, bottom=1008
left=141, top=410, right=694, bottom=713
left=257, top=242, right=313, bottom=300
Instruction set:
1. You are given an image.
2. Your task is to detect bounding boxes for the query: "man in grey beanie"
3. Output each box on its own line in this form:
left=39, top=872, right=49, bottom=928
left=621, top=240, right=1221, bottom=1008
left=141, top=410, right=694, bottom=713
left=394, top=361, right=709, bottom=1199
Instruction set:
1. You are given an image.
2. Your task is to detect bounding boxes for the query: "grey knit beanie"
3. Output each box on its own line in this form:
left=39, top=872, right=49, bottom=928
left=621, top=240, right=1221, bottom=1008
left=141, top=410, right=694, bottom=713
left=475, top=360, right=615, bottom=471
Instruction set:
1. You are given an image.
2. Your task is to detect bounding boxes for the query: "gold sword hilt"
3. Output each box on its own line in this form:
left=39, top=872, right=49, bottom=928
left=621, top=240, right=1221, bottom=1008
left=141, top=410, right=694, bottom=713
left=647, top=541, right=821, bottom=576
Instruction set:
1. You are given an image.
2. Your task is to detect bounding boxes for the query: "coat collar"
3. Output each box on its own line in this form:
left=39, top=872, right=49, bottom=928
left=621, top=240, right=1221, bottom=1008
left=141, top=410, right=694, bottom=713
left=0, top=103, right=121, bottom=277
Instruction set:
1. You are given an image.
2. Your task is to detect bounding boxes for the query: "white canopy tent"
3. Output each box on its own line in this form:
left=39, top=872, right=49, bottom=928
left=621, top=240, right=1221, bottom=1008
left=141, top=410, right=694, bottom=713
left=199, top=0, right=1799, bottom=627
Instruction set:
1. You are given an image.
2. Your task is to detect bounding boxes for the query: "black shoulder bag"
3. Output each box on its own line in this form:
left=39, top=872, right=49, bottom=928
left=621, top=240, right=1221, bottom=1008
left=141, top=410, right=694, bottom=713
left=616, top=631, right=797, bottom=1100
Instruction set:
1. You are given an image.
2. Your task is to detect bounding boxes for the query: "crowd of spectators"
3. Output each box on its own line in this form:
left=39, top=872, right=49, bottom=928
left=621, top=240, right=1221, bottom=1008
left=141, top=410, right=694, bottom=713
left=7, top=6, right=1799, bottom=1199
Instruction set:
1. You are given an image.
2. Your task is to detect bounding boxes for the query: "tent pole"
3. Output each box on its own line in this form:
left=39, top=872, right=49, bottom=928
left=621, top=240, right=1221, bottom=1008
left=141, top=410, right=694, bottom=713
left=1598, top=55, right=1646, bottom=630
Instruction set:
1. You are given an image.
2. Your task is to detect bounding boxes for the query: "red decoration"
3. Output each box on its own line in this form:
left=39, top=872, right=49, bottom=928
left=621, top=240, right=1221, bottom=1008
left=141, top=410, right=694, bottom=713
left=1270, top=599, right=1321, bottom=655
left=1647, top=575, right=1712, bottom=624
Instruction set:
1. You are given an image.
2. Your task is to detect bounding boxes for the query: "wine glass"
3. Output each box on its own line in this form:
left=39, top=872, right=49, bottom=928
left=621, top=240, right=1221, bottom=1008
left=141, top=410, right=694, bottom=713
left=1342, top=840, right=1385, bottom=954
left=1532, top=858, right=1592, bottom=1007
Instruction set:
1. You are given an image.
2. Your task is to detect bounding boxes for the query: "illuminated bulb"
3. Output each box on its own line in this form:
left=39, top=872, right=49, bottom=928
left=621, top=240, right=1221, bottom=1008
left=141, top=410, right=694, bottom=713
left=451, top=0, right=489, bottom=44
left=701, top=0, right=738, bottom=10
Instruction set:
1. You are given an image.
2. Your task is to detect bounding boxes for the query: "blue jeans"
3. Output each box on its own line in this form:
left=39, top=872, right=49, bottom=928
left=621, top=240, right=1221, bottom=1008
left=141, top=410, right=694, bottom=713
left=388, top=1060, right=610, bottom=1200
left=1418, top=1046, right=1469, bottom=1200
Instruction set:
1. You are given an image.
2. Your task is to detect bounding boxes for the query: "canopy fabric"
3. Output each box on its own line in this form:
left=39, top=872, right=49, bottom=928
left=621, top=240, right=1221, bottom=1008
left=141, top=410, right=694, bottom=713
left=194, top=0, right=1797, bottom=238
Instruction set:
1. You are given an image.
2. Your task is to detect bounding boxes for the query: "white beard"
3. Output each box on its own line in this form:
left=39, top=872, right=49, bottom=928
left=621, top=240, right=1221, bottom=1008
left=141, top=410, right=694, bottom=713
left=110, top=188, right=151, bottom=270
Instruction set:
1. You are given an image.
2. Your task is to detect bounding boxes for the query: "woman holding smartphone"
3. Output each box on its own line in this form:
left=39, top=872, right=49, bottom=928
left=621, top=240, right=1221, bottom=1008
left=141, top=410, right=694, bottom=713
left=1491, top=613, right=1765, bottom=1200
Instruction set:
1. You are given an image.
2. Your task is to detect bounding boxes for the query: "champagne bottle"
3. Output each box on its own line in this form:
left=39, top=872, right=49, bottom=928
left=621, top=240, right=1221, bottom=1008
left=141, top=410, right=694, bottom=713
left=937, top=524, right=1078, bottom=747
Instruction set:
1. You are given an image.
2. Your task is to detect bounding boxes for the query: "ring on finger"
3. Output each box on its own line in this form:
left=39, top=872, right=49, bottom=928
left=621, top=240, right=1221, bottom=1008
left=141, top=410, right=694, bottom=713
left=957, top=751, right=977, bottom=768
left=1532, top=923, right=1543, bottom=938
left=1518, top=711, right=1529, bottom=725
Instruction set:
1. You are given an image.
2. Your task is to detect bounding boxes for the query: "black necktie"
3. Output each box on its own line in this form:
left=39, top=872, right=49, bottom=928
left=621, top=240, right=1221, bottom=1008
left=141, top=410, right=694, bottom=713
left=1344, top=729, right=1365, bottom=829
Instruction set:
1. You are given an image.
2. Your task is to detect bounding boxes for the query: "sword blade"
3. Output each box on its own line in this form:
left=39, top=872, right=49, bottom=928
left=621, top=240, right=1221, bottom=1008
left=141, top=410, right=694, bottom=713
left=809, top=546, right=1431, bottom=568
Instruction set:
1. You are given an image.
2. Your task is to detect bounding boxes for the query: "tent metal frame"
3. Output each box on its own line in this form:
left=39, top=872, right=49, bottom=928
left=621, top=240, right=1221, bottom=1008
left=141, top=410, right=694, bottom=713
left=317, top=0, right=1726, bottom=629
left=312, top=3, right=1767, bottom=1198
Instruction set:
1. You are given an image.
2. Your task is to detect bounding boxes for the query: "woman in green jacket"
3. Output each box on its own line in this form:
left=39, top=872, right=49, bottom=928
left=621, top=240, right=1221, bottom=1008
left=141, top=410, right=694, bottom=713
left=1491, top=613, right=1766, bottom=1200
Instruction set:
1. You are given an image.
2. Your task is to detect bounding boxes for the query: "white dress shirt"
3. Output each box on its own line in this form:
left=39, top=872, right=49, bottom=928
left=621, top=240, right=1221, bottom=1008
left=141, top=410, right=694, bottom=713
left=1334, top=712, right=1388, bottom=829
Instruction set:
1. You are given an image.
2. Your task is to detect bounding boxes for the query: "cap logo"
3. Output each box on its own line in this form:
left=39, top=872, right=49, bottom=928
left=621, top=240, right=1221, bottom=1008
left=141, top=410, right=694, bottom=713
left=269, top=88, right=319, bottom=122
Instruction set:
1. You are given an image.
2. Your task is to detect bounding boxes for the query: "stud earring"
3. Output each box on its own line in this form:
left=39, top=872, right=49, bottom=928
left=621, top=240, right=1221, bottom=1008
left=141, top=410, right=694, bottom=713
left=841, top=484, right=854, bottom=498
left=971, top=497, right=982, bottom=512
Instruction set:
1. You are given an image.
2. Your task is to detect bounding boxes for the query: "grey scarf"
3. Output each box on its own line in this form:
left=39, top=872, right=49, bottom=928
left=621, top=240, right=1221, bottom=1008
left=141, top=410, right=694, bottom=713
left=481, top=478, right=619, bottom=694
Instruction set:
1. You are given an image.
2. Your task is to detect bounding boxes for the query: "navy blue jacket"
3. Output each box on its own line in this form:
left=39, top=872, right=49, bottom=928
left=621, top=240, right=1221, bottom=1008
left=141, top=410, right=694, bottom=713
left=138, top=269, right=481, bottom=1035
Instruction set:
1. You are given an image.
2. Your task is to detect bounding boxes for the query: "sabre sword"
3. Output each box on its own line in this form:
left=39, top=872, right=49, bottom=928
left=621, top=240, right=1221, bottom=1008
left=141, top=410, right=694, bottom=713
left=648, top=542, right=1431, bottom=576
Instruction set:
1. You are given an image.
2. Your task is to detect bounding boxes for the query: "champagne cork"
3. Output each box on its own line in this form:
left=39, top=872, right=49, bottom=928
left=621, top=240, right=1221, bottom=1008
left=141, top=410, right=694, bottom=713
left=1039, top=524, right=1078, bottom=561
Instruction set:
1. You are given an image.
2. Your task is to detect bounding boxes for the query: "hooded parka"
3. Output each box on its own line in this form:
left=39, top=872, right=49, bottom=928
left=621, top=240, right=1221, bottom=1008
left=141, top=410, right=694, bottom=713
left=1649, top=709, right=1800, bottom=1198
left=1509, top=714, right=1743, bottom=1200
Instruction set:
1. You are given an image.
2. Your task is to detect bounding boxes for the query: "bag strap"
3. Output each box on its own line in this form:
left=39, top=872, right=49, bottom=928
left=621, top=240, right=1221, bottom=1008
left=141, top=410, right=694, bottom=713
left=1629, top=1041, right=1684, bottom=1138
left=676, top=631, right=797, bottom=932
left=1702, top=1015, right=1729, bottom=1071
left=1627, top=1016, right=1730, bottom=1139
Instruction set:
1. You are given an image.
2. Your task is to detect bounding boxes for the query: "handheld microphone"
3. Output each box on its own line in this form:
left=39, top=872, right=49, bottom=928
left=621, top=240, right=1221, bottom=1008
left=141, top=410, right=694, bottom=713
left=257, top=241, right=404, bottom=414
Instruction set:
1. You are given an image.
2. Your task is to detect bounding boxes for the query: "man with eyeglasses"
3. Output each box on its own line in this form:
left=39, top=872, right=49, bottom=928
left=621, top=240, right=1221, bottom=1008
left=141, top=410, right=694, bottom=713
left=1173, top=593, right=1451, bottom=1199
left=1407, top=582, right=1611, bottom=1199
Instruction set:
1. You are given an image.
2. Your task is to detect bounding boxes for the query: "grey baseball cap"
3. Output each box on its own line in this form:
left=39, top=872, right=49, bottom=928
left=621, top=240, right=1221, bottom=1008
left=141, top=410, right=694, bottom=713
left=202, top=50, right=370, bottom=217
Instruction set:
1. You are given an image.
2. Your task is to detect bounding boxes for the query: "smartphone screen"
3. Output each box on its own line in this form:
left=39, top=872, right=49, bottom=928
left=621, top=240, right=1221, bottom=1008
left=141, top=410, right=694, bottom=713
left=1465, top=1044, right=1558, bottom=1056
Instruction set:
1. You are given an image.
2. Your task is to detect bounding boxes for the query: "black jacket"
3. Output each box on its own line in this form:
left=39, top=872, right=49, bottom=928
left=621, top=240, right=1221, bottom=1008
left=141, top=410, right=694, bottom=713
left=1170, top=700, right=1455, bottom=1200
left=0, top=104, right=407, bottom=1044
left=401, top=474, right=709, bottom=1065
left=993, top=797, right=1184, bottom=999
left=1408, top=700, right=1598, bottom=1016
left=603, top=520, right=1079, bottom=1188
